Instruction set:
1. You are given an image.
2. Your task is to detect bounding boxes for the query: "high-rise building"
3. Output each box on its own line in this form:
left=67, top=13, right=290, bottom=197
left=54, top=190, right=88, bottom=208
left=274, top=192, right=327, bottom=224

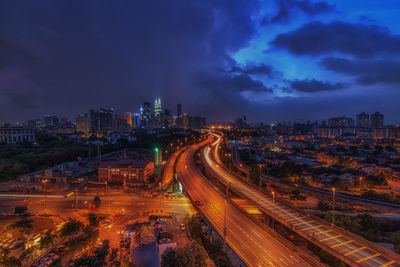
left=89, top=110, right=96, bottom=133
left=141, top=102, right=151, bottom=128
left=95, top=108, right=114, bottom=134
left=154, top=98, right=162, bottom=117
left=113, top=113, right=128, bottom=134
left=183, top=113, right=190, bottom=130
left=44, top=115, right=59, bottom=127
left=124, top=112, right=132, bottom=127
left=371, top=112, right=384, bottom=129
left=356, top=112, right=369, bottom=128
left=164, top=110, right=172, bottom=128
left=328, top=117, right=354, bottom=128
left=177, top=104, right=182, bottom=117
left=76, top=113, right=91, bottom=134
left=133, top=113, right=141, bottom=128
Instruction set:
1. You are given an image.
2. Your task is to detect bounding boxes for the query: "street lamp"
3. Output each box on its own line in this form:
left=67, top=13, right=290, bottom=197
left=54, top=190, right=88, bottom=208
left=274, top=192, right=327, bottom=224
left=359, top=177, right=363, bottom=190
left=331, top=187, right=336, bottom=227
left=271, top=191, right=275, bottom=202
left=42, top=179, right=48, bottom=212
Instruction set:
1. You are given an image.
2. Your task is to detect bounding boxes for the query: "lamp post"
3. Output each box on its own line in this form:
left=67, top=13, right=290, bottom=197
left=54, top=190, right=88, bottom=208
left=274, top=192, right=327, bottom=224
left=359, top=177, right=363, bottom=190
left=331, top=187, right=336, bottom=227
left=224, top=197, right=227, bottom=241
left=272, top=191, right=275, bottom=202
left=42, top=179, right=48, bottom=212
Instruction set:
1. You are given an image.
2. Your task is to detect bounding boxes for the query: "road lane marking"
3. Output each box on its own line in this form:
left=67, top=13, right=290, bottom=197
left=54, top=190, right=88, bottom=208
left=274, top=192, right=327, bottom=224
left=301, top=225, right=322, bottom=231
left=380, top=260, right=395, bottom=267
left=344, top=246, right=366, bottom=256
left=356, top=253, right=381, bottom=263
left=320, top=234, right=342, bottom=242
left=331, top=240, right=353, bottom=248
left=287, top=216, right=305, bottom=222
left=293, top=220, right=313, bottom=226
left=314, top=229, right=332, bottom=235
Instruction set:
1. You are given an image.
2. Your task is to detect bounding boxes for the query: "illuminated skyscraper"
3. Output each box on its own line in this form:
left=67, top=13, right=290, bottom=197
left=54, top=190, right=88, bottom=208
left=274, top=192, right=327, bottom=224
left=124, top=112, right=132, bottom=126
left=154, top=98, right=162, bottom=117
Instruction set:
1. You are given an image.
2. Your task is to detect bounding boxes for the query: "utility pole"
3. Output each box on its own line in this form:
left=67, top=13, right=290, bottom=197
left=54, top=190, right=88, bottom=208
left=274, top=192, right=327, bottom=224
left=224, top=197, right=227, bottom=241
left=42, top=179, right=48, bottom=212
left=75, top=189, right=78, bottom=209
left=331, top=187, right=335, bottom=227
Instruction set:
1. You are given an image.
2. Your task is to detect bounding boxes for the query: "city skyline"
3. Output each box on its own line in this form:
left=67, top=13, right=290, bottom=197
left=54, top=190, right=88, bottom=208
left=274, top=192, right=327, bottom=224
left=1, top=1, right=400, bottom=123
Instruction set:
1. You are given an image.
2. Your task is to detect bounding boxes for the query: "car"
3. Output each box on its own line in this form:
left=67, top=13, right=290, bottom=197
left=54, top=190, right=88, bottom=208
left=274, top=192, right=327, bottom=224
left=194, top=200, right=201, bottom=206
left=179, top=224, right=185, bottom=231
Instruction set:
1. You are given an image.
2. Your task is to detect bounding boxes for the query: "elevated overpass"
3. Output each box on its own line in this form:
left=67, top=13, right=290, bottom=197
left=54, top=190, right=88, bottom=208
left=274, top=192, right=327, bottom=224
left=176, top=140, right=313, bottom=266
left=201, top=135, right=400, bottom=267
left=230, top=139, right=400, bottom=211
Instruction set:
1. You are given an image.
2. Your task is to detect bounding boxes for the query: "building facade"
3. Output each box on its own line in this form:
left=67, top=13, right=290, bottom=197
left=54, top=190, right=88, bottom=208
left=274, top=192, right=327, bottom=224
left=356, top=112, right=369, bottom=128
left=98, top=160, right=154, bottom=183
left=371, top=112, right=384, bottom=129
left=0, top=127, right=35, bottom=144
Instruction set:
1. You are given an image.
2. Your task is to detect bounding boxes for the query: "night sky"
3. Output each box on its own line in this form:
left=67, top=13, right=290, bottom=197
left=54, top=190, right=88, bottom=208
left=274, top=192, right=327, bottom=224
left=1, top=0, right=400, bottom=123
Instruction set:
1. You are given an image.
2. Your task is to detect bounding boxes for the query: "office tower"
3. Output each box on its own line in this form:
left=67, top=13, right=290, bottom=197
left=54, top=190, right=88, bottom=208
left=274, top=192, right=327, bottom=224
left=154, top=98, right=162, bottom=117
left=183, top=114, right=190, bottom=130
left=164, top=109, right=172, bottom=128
left=133, top=113, right=141, bottom=128
left=114, top=113, right=128, bottom=134
left=95, top=108, right=114, bottom=133
left=141, top=102, right=151, bottom=128
left=124, top=112, right=132, bottom=127
left=356, top=112, right=369, bottom=128
left=177, top=104, right=182, bottom=117
left=76, top=113, right=91, bottom=134
left=371, top=112, right=384, bottom=128
left=44, top=115, right=59, bottom=127
left=89, top=110, right=96, bottom=133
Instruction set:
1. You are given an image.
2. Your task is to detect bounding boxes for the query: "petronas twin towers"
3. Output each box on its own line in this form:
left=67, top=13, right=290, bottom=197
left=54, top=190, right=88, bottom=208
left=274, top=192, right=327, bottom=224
left=154, top=98, right=162, bottom=117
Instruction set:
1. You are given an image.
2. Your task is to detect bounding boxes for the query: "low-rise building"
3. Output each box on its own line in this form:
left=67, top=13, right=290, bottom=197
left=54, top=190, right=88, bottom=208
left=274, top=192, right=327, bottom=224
left=0, top=127, right=35, bottom=144
left=98, top=159, right=154, bottom=183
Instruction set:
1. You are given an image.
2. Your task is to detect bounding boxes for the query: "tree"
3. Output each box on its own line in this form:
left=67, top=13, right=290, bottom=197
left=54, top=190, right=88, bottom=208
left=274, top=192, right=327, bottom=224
left=391, top=230, right=400, bottom=253
left=0, top=249, right=21, bottom=267
left=59, top=219, right=83, bottom=238
left=40, top=230, right=55, bottom=249
left=249, top=164, right=261, bottom=185
left=161, top=248, right=185, bottom=267
left=88, top=212, right=99, bottom=227
left=93, top=196, right=102, bottom=209
left=10, top=213, right=33, bottom=234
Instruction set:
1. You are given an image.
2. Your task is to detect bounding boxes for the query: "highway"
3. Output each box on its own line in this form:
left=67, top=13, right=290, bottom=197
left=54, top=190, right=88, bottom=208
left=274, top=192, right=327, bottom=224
left=203, top=135, right=400, bottom=267
left=176, top=140, right=313, bottom=267
left=161, top=149, right=184, bottom=190
left=231, top=143, right=400, bottom=209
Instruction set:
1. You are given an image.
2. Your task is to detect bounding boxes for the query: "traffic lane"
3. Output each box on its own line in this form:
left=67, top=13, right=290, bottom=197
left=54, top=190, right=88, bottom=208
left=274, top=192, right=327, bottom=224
left=205, top=145, right=400, bottom=267
left=177, top=146, right=310, bottom=267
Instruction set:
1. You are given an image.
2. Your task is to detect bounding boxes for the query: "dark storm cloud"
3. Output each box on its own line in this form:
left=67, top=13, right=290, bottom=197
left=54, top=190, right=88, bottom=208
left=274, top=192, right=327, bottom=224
left=0, top=0, right=260, bottom=122
left=271, top=21, right=400, bottom=58
left=262, top=0, right=334, bottom=25
left=290, top=78, right=346, bottom=92
left=229, top=64, right=274, bottom=76
left=321, top=57, right=400, bottom=85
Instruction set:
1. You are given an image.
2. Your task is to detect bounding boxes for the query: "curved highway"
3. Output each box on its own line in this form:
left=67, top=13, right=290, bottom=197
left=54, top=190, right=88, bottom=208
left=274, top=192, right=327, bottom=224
left=176, top=140, right=312, bottom=267
left=202, top=135, right=400, bottom=267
